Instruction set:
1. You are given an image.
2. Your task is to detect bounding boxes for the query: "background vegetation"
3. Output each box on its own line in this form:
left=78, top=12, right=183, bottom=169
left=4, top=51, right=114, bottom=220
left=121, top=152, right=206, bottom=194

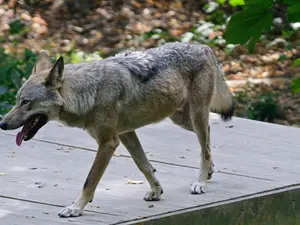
left=0, top=0, right=299, bottom=126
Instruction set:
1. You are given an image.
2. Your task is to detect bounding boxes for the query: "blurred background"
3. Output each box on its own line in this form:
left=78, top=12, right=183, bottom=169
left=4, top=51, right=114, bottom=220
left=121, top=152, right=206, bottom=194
left=0, top=0, right=299, bottom=126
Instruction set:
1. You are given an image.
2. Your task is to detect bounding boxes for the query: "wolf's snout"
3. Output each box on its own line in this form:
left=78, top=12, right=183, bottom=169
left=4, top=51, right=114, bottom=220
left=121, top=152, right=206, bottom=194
left=0, top=121, right=8, bottom=130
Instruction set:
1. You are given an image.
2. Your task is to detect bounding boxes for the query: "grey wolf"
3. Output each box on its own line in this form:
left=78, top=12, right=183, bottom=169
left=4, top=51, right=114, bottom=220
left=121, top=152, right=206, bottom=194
left=0, top=42, right=234, bottom=217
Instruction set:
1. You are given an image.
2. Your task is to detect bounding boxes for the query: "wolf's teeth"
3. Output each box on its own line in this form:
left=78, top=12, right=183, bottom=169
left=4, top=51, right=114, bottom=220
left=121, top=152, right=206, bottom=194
left=29, top=117, right=40, bottom=130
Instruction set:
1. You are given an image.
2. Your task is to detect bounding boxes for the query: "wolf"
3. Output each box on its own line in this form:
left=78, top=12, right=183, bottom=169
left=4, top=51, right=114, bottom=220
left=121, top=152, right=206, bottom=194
left=0, top=42, right=234, bottom=217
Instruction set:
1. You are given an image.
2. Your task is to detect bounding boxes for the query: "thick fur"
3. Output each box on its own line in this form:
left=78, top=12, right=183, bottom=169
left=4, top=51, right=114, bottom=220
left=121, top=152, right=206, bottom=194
left=0, top=42, right=234, bottom=217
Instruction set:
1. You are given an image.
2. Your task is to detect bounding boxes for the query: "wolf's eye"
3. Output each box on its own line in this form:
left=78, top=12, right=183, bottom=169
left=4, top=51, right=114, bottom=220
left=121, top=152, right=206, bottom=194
left=21, top=100, right=30, bottom=106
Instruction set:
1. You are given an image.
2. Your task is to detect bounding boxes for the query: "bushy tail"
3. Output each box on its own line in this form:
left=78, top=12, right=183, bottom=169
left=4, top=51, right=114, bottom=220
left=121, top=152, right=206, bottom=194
left=211, top=62, right=234, bottom=121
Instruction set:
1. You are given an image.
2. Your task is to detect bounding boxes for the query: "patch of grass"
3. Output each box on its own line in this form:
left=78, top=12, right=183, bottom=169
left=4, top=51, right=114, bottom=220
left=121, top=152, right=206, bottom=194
left=246, top=93, right=284, bottom=123
left=234, top=91, right=250, bottom=104
left=234, top=91, right=284, bottom=123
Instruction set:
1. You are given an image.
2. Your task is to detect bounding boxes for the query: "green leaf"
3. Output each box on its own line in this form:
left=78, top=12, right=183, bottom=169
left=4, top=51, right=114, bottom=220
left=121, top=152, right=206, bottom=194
left=244, top=0, right=273, bottom=7
left=9, top=19, right=25, bottom=35
left=24, top=64, right=34, bottom=78
left=217, top=0, right=226, bottom=4
left=24, top=49, right=37, bottom=61
left=287, top=2, right=300, bottom=22
left=291, top=78, right=300, bottom=95
left=283, top=0, right=299, bottom=5
left=293, top=58, right=300, bottom=66
left=0, top=67, right=7, bottom=82
left=229, top=0, right=245, bottom=6
left=278, top=54, right=288, bottom=61
left=225, top=6, right=273, bottom=45
left=248, top=35, right=258, bottom=54
left=10, top=67, right=22, bottom=89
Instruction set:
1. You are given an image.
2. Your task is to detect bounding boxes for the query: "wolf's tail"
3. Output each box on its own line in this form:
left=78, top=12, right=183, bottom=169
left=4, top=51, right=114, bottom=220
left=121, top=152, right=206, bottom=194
left=210, top=62, right=234, bottom=121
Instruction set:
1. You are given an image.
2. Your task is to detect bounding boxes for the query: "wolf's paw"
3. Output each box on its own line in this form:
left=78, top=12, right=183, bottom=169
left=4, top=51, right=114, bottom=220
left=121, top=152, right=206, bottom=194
left=58, top=206, right=83, bottom=218
left=144, top=186, right=163, bottom=201
left=190, top=182, right=206, bottom=194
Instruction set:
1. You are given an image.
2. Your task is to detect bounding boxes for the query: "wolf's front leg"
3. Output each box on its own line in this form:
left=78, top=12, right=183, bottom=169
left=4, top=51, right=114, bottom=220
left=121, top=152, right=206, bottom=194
left=119, top=131, right=163, bottom=201
left=59, top=131, right=119, bottom=218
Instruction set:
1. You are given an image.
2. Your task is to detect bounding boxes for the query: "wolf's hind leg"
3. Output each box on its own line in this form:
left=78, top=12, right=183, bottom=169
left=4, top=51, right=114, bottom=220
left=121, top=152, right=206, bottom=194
left=119, top=131, right=163, bottom=201
left=188, top=66, right=215, bottom=194
left=170, top=104, right=214, bottom=180
left=189, top=104, right=212, bottom=194
left=169, top=104, right=194, bottom=132
left=58, top=128, right=119, bottom=217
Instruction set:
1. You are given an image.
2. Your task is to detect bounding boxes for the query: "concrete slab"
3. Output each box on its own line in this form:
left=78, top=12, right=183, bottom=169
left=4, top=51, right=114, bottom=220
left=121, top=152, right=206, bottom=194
left=1, top=115, right=300, bottom=224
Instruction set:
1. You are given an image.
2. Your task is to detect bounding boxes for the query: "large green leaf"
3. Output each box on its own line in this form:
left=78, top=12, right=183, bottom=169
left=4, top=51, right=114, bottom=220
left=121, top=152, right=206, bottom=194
left=283, top=0, right=299, bottom=5
left=248, top=35, right=259, bottom=54
left=244, top=0, right=273, bottom=7
left=287, top=2, right=300, bottom=22
left=224, top=3, right=273, bottom=53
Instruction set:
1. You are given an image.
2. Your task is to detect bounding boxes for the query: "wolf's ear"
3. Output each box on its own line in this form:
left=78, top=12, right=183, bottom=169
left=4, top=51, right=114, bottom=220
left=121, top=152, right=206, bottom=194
left=43, top=57, right=64, bottom=88
left=33, top=51, right=52, bottom=74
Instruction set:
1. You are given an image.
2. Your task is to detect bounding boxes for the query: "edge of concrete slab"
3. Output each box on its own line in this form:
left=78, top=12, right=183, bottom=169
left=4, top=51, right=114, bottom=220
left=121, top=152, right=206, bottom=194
left=118, top=184, right=300, bottom=225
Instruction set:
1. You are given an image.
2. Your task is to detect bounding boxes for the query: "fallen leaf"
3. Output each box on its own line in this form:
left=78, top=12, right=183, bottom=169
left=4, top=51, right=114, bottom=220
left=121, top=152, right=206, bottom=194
left=113, top=152, right=121, bottom=157
left=128, top=180, right=144, bottom=184
left=0, top=172, right=7, bottom=176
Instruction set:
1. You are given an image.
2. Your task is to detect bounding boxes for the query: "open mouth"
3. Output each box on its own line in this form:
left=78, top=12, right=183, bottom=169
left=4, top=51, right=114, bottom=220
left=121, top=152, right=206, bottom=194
left=16, top=114, right=48, bottom=146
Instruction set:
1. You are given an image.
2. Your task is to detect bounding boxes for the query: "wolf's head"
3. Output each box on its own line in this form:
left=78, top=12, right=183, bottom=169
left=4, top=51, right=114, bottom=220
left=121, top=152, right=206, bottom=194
left=0, top=51, right=65, bottom=146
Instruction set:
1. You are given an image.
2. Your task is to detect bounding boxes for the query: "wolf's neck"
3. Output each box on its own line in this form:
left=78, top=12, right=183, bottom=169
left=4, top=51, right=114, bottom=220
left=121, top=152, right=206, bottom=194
left=58, top=107, right=90, bottom=129
left=58, top=63, right=100, bottom=116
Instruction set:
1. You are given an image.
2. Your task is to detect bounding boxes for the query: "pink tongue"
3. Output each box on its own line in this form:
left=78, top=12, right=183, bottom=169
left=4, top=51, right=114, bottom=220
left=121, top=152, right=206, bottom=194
left=16, top=131, right=24, bottom=147
left=16, top=126, right=27, bottom=147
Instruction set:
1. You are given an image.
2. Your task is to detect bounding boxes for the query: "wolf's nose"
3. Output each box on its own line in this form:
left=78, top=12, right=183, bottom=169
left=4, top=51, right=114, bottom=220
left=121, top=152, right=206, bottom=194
left=0, top=122, right=8, bottom=130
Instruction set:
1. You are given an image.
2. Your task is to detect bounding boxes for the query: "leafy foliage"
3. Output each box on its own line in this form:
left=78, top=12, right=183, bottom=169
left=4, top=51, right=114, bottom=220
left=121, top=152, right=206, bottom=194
left=293, top=58, right=300, bottom=66
left=291, top=58, right=300, bottom=95
left=9, top=19, right=26, bottom=35
left=246, top=93, right=284, bottom=123
left=225, top=0, right=300, bottom=53
left=0, top=49, right=38, bottom=116
left=229, top=0, right=245, bottom=7
left=291, top=78, right=300, bottom=95
left=234, top=90, right=284, bottom=123
left=286, top=0, right=300, bottom=22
